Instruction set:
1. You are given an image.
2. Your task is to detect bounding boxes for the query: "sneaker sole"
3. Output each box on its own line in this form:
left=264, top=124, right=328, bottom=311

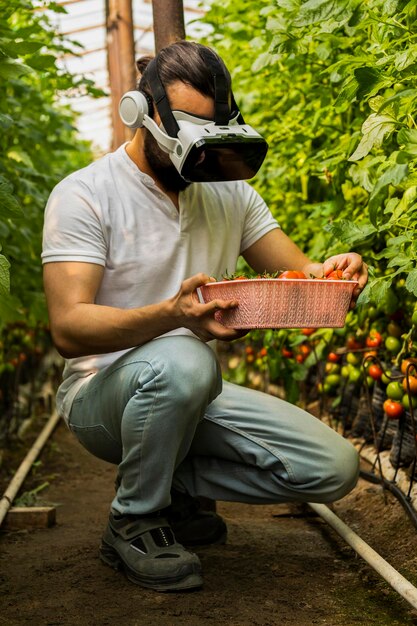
left=99, top=541, right=203, bottom=592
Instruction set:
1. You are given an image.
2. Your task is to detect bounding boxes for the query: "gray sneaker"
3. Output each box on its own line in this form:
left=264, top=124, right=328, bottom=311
left=100, top=512, right=203, bottom=591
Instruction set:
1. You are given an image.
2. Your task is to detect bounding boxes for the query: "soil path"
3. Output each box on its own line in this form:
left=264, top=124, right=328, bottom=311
left=1, top=421, right=417, bottom=626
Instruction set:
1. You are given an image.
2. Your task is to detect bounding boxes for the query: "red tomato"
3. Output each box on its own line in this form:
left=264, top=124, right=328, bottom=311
left=403, top=375, right=417, bottom=395
left=326, top=269, right=344, bottom=280
left=279, top=270, right=307, bottom=279
left=368, top=364, right=383, bottom=381
left=281, top=348, right=293, bottom=358
left=301, top=328, right=315, bottom=336
left=366, top=330, right=383, bottom=348
left=401, top=358, right=417, bottom=376
left=258, top=347, right=268, bottom=358
left=346, top=335, right=364, bottom=350
left=383, top=399, right=404, bottom=419
left=327, top=352, right=341, bottom=363
left=299, top=344, right=311, bottom=357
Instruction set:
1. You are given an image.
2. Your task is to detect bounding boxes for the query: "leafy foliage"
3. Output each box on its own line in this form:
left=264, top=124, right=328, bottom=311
left=199, top=0, right=417, bottom=315
left=0, top=0, right=96, bottom=327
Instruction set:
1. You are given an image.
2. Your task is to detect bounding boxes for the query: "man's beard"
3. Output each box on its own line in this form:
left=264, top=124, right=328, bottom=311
left=143, top=129, right=191, bottom=193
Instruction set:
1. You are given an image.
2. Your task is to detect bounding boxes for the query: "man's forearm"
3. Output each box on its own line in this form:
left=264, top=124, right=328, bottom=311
left=50, top=300, right=177, bottom=358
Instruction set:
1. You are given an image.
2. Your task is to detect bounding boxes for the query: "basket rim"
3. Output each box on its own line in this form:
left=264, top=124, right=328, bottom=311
left=202, top=277, right=359, bottom=287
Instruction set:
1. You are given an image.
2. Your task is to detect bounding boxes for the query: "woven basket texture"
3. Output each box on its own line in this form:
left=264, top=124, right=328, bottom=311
left=199, top=278, right=357, bottom=329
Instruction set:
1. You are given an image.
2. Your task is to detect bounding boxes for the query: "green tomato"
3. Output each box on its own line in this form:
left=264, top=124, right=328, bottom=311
left=387, top=321, right=402, bottom=338
left=412, top=310, right=417, bottom=327
left=346, top=352, right=362, bottom=366
left=385, top=336, right=402, bottom=354
left=341, top=365, right=351, bottom=378
left=386, top=381, right=404, bottom=401
left=381, top=370, right=392, bottom=385
left=349, top=367, right=362, bottom=384
left=325, top=374, right=341, bottom=387
left=402, top=394, right=417, bottom=410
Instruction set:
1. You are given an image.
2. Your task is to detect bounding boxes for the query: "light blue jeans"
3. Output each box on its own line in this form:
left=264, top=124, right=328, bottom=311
left=68, top=336, right=359, bottom=516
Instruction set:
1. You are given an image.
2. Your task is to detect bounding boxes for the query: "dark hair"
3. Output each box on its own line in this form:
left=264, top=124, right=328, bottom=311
left=136, top=40, right=231, bottom=101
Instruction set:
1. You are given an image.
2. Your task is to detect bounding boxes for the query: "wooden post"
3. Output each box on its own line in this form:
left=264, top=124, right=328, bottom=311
left=106, top=0, right=136, bottom=150
left=152, top=0, right=185, bottom=52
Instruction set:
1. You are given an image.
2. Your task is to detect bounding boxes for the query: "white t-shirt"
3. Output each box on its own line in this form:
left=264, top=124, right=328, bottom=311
left=42, top=144, right=279, bottom=420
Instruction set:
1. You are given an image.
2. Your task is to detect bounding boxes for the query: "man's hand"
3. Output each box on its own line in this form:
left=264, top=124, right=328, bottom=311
left=322, top=253, right=368, bottom=306
left=170, top=273, right=247, bottom=342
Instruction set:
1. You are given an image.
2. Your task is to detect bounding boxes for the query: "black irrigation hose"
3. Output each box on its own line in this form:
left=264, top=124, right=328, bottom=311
left=360, top=468, right=417, bottom=531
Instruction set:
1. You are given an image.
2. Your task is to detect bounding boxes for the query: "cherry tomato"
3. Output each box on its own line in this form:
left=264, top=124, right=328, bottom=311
left=401, top=358, right=417, bottom=376
left=368, top=364, right=383, bottom=381
left=383, top=399, right=404, bottom=419
left=279, top=270, right=307, bottom=279
left=346, top=352, right=362, bottom=366
left=301, top=328, right=316, bottom=336
left=402, top=375, right=417, bottom=395
left=258, top=347, right=268, bottom=358
left=349, top=367, right=362, bottom=384
left=385, top=336, right=401, bottom=354
left=402, top=394, right=417, bottom=410
left=366, top=330, right=383, bottom=348
left=281, top=348, right=293, bottom=358
left=327, top=352, right=341, bottom=363
left=326, top=269, right=344, bottom=280
left=387, top=321, right=402, bottom=338
left=346, top=335, right=364, bottom=350
left=386, top=381, right=404, bottom=401
left=299, top=344, right=311, bottom=357
left=325, top=374, right=341, bottom=387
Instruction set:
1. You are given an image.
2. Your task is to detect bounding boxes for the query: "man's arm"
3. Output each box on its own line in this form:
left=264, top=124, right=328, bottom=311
left=242, top=229, right=368, bottom=299
left=43, top=261, right=245, bottom=358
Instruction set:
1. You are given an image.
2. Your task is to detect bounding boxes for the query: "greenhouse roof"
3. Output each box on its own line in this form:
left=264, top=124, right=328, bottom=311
left=47, top=0, right=207, bottom=153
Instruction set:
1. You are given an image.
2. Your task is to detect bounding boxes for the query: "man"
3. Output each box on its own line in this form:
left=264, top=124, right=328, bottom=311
left=42, top=41, right=368, bottom=592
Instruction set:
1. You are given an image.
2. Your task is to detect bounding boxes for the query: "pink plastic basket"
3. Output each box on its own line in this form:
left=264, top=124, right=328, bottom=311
left=199, top=278, right=358, bottom=329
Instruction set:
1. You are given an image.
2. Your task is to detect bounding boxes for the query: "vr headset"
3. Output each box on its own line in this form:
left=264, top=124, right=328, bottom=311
left=119, top=48, right=268, bottom=183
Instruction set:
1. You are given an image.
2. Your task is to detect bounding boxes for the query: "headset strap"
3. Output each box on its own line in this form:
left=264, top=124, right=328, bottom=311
left=146, top=49, right=245, bottom=132
left=146, top=58, right=180, bottom=138
left=197, top=48, right=230, bottom=125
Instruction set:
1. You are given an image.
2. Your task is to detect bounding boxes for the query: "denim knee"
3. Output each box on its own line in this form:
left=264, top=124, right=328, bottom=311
left=160, top=338, right=222, bottom=406
left=322, top=440, right=360, bottom=502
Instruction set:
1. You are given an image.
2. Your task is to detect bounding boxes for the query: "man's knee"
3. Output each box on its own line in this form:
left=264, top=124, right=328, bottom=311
left=321, top=439, right=360, bottom=502
left=161, top=337, right=222, bottom=404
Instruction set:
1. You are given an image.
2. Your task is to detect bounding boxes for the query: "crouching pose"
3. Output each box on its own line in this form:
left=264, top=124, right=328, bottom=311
left=42, top=40, right=367, bottom=592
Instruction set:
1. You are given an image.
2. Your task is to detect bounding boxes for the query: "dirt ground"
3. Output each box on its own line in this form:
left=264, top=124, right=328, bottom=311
left=2, top=419, right=417, bottom=626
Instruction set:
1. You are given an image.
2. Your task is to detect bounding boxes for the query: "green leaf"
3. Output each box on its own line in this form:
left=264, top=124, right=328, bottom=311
left=0, top=254, right=10, bottom=295
left=405, top=269, right=417, bottom=296
left=293, top=0, right=352, bottom=26
left=368, top=163, right=408, bottom=225
left=368, top=277, right=393, bottom=307
left=398, top=128, right=417, bottom=157
left=349, top=113, right=397, bottom=161
left=326, top=219, right=377, bottom=245
left=25, top=54, right=57, bottom=71
left=354, top=67, right=392, bottom=100
left=0, top=113, right=13, bottom=130
left=0, top=57, right=33, bottom=78
left=0, top=180, right=23, bottom=218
